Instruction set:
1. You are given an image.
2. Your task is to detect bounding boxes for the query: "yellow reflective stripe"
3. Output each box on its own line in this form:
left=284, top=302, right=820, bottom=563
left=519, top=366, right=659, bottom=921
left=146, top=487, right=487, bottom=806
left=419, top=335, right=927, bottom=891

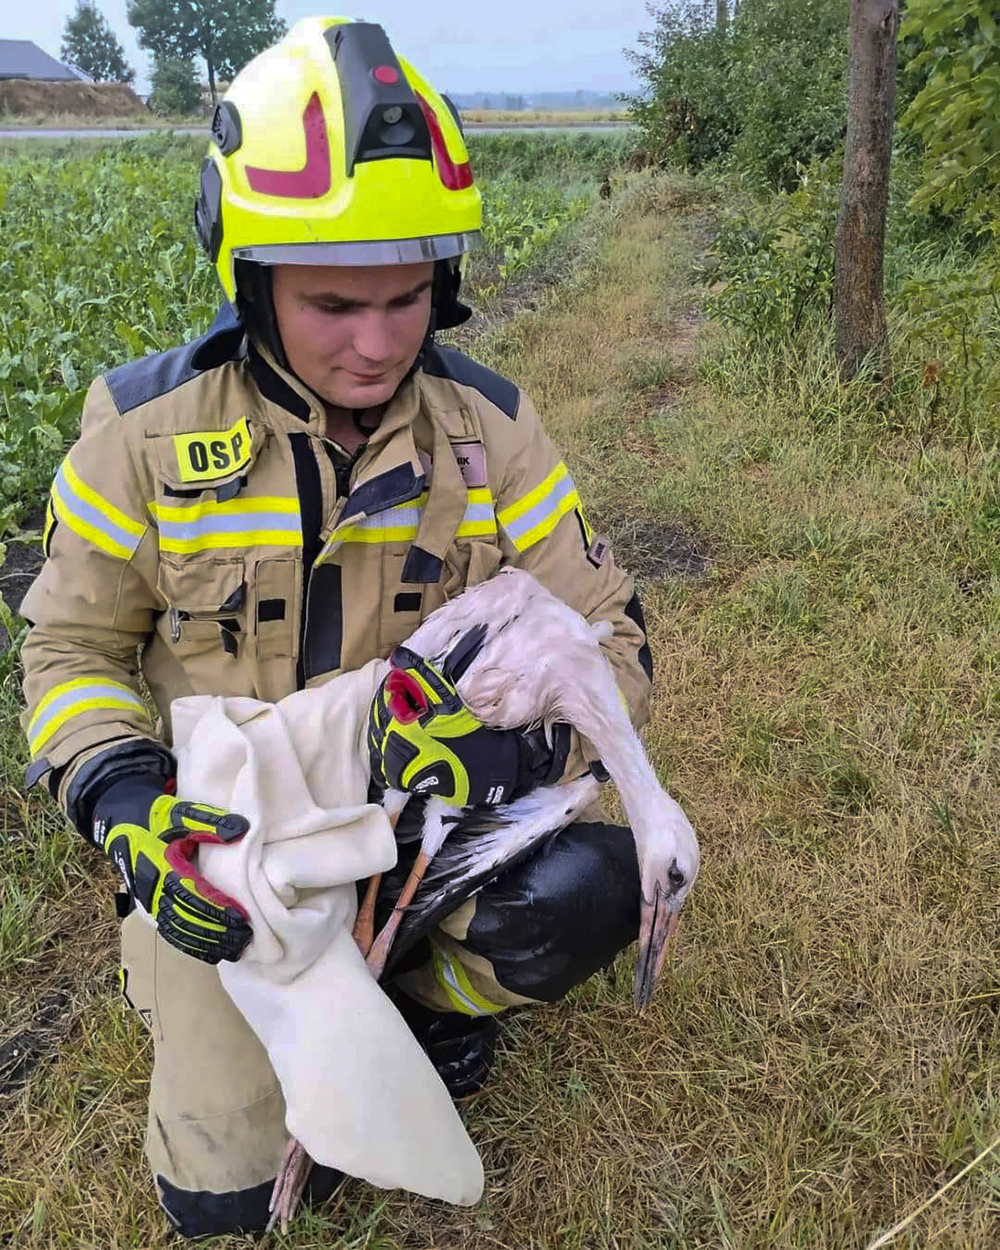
left=497, top=461, right=580, bottom=553
left=149, top=497, right=300, bottom=523
left=330, top=488, right=496, bottom=549
left=509, top=486, right=580, bottom=553
left=578, top=506, right=595, bottom=546
left=497, top=462, right=568, bottom=528
left=28, top=678, right=149, bottom=755
left=148, top=497, right=303, bottom=555
left=157, top=532, right=303, bottom=554
left=431, top=942, right=505, bottom=1016
left=52, top=458, right=145, bottom=560
left=335, top=523, right=420, bottom=545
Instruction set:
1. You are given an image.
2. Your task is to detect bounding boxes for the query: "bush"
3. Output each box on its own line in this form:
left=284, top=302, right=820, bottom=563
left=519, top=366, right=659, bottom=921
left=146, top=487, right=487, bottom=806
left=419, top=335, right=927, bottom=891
left=704, top=158, right=840, bottom=347
left=466, top=132, right=633, bottom=184
left=148, top=56, right=201, bottom=117
left=626, top=0, right=849, bottom=189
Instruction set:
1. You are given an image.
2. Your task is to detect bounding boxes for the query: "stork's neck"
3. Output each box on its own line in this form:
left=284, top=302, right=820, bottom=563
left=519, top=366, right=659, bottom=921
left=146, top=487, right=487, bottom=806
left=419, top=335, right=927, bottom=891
left=550, top=664, right=680, bottom=857
left=593, top=725, right=680, bottom=853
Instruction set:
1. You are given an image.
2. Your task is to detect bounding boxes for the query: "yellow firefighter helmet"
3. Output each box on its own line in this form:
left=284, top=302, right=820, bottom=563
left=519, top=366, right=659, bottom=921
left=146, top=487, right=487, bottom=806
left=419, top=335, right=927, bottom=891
left=195, top=16, right=482, bottom=305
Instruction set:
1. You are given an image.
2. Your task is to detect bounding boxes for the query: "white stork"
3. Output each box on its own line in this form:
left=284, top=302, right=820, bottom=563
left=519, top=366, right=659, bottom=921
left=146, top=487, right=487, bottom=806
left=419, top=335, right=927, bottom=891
left=268, top=567, right=700, bottom=1230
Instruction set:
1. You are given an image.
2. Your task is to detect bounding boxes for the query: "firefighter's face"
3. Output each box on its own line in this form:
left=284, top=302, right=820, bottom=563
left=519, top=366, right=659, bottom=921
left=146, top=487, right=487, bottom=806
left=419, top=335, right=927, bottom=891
left=271, top=261, right=434, bottom=411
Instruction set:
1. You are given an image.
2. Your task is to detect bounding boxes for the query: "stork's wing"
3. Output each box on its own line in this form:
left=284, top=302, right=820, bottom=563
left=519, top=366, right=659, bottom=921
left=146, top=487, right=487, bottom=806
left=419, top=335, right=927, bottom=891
left=380, top=776, right=601, bottom=976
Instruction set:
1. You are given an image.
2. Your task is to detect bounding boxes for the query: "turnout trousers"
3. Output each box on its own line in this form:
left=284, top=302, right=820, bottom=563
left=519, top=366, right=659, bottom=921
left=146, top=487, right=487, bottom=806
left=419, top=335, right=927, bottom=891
left=119, top=819, right=640, bottom=1240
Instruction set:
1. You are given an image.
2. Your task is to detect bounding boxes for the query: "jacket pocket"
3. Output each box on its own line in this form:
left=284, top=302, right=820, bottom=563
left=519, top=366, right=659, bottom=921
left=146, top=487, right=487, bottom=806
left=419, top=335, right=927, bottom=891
left=440, top=537, right=504, bottom=600
left=156, top=554, right=246, bottom=661
left=252, top=556, right=300, bottom=661
left=147, top=418, right=265, bottom=501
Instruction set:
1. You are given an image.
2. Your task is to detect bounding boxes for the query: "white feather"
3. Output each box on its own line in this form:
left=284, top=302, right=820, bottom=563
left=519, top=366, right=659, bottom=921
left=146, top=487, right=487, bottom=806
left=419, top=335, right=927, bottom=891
left=402, top=568, right=700, bottom=915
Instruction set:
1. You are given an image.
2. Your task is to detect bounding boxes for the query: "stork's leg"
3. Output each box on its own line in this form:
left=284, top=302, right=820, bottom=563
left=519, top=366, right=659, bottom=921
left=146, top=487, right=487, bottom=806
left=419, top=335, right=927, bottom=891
left=352, top=872, right=382, bottom=957
left=365, top=848, right=432, bottom=980
left=266, top=1137, right=309, bottom=1233
left=366, top=800, right=458, bottom=980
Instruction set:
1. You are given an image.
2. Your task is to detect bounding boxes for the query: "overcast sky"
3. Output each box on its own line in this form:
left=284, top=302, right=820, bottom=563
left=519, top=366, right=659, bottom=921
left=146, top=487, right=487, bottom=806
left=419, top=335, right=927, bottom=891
left=12, top=2, right=652, bottom=94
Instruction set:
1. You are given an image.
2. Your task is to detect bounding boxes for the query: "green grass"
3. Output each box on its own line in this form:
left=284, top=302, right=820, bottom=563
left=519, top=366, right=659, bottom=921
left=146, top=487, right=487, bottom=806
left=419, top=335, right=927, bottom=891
left=3, top=164, right=1000, bottom=1247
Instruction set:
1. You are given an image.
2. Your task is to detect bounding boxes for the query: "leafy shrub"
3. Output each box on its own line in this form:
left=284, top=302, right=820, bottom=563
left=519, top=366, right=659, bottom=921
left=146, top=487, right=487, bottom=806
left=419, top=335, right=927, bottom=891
left=902, top=0, right=1000, bottom=228
left=148, top=56, right=202, bottom=117
left=704, top=159, right=840, bottom=346
left=477, top=179, right=589, bottom=286
left=625, top=0, right=849, bottom=189
left=466, top=132, right=633, bottom=184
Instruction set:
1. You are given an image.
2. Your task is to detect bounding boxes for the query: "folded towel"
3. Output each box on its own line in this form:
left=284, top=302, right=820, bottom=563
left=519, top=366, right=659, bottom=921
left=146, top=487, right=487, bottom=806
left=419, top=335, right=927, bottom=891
left=170, top=661, right=484, bottom=1205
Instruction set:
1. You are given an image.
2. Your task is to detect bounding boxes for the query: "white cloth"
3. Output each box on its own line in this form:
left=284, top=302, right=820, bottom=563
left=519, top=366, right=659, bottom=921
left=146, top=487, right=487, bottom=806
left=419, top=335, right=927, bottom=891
left=169, top=662, right=484, bottom=1205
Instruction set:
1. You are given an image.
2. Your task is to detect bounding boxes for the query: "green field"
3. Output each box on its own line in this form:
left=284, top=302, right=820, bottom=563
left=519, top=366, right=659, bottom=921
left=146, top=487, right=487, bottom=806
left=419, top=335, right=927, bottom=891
left=2, top=119, right=1000, bottom=1249
left=0, top=131, right=620, bottom=542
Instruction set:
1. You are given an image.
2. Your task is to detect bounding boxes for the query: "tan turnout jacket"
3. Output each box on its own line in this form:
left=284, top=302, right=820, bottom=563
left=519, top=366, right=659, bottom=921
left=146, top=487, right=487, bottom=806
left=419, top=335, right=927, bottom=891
left=21, top=317, right=652, bottom=817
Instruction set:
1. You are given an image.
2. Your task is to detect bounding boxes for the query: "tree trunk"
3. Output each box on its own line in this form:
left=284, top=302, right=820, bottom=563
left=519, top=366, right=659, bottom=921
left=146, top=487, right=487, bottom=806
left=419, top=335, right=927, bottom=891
left=207, top=57, right=217, bottom=105
left=717, top=0, right=729, bottom=30
left=833, top=0, right=899, bottom=380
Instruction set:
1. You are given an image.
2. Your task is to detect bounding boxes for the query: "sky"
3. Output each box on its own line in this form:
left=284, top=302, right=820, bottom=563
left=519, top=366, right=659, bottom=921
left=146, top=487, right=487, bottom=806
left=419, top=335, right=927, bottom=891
left=11, top=2, right=653, bottom=95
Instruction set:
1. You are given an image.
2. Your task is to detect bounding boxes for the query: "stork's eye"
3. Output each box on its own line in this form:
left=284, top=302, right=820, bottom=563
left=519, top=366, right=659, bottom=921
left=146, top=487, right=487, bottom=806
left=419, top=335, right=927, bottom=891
left=668, top=866, right=686, bottom=889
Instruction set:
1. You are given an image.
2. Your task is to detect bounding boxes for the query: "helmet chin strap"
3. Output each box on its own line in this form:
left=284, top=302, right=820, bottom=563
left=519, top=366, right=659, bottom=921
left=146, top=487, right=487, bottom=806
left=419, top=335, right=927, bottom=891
left=235, top=261, right=290, bottom=374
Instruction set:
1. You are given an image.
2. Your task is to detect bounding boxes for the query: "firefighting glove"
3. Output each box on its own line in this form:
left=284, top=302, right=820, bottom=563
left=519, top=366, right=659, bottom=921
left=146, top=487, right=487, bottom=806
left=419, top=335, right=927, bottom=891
left=93, top=774, right=253, bottom=964
left=368, top=640, right=570, bottom=809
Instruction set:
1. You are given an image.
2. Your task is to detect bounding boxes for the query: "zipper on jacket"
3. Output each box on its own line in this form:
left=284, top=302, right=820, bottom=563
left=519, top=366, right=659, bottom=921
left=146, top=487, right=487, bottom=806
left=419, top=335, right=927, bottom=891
left=289, top=432, right=328, bottom=688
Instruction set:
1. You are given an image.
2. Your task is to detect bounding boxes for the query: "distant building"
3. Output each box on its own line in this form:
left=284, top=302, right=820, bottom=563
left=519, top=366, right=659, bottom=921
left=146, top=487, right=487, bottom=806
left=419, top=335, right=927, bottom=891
left=0, top=40, right=88, bottom=82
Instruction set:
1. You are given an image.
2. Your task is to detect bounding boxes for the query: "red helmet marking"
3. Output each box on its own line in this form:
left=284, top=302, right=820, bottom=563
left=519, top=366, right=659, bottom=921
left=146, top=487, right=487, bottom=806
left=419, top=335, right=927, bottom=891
left=384, top=668, right=430, bottom=724
left=373, top=65, right=400, bottom=85
left=416, top=92, right=474, bottom=191
left=245, top=92, right=332, bottom=199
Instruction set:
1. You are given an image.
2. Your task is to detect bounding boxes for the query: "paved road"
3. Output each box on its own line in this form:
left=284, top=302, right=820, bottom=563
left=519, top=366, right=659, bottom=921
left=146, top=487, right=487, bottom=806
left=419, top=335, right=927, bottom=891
left=0, top=123, right=632, bottom=141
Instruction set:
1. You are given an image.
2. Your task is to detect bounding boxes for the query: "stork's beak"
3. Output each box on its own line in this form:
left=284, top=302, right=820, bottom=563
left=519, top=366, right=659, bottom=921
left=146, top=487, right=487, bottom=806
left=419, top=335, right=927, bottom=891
left=633, top=882, right=680, bottom=1012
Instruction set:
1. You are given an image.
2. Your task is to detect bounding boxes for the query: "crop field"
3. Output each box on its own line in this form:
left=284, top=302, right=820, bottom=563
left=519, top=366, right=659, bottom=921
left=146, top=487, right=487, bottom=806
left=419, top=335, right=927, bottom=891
left=2, top=110, right=1000, bottom=1250
left=0, top=131, right=621, bottom=544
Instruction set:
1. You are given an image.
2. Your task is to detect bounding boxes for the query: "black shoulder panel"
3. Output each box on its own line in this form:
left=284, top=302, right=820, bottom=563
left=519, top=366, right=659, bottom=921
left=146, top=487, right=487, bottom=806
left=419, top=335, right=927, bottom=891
left=104, top=303, right=244, bottom=415
left=421, top=344, right=520, bottom=419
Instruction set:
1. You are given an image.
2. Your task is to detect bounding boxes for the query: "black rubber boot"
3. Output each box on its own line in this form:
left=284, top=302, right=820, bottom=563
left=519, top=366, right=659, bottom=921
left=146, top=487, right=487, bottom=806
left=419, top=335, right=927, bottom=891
left=393, top=994, right=498, bottom=1100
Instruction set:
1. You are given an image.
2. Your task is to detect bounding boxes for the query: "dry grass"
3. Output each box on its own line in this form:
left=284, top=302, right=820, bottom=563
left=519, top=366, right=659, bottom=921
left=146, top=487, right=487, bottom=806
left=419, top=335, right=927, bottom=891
left=3, top=172, right=1000, bottom=1247
left=0, top=81, right=148, bottom=122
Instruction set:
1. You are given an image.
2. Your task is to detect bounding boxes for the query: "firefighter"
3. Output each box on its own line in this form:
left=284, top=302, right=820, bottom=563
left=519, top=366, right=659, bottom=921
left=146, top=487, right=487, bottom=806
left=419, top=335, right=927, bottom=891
left=20, top=16, right=654, bottom=1240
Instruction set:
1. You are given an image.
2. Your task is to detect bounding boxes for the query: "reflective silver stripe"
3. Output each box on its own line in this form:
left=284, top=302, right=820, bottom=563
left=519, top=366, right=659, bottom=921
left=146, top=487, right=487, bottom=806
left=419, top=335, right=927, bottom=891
left=348, top=503, right=423, bottom=534
left=233, top=231, right=481, bottom=268
left=502, top=473, right=577, bottom=544
left=339, top=496, right=494, bottom=537
left=435, top=947, right=489, bottom=1017
left=463, top=502, right=494, bottom=526
left=28, top=682, right=148, bottom=753
left=53, top=465, right=143, bottom=558
left=156, top=512, right=302, bottom=542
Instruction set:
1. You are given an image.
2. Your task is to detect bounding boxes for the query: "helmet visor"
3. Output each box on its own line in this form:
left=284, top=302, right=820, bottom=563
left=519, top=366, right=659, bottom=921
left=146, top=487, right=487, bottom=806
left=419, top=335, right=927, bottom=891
left=232, top=231, right=480, bottom=268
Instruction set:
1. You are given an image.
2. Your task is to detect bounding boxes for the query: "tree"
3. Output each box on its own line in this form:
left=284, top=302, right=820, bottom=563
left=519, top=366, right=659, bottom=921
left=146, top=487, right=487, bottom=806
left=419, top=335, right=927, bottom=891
left=902, top=0, right=1000, bottom=226
left=833, top=0, right=900, bottom=379
left=148, top=55, right=201, bottom=117
left=127, top=0, right=286, bottom=104
left=61, top=1, right=135, bottom=84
